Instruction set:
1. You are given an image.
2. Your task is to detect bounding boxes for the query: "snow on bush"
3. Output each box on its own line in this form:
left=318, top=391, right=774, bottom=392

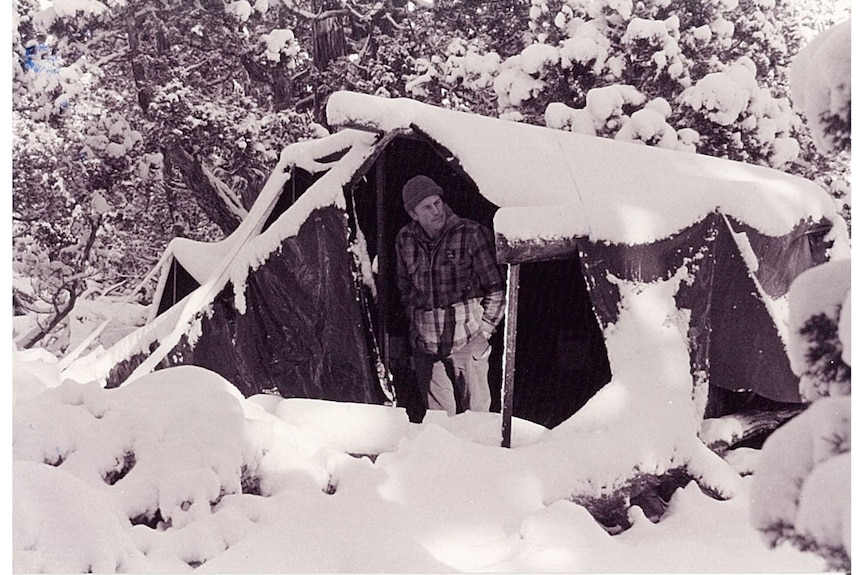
left=749, top=396, right=850, bottom=570
left=14, top=460, right=148, bottom=573
left=15, top=368, right=253, bottom=525
left=749, top=257, right=851, bottom=569
left=746, top=18, right=852, bottom=555
left=788, top=20, right=851, bottom=153
left=786, top=258, right=851, bottom=401
left=12, top=363, right=349, bottom=571
left=260, top=28, right=300, bottom=65
left=545, top=87, right=697, bottom=152
left=679, top=57, right=757, bottom=126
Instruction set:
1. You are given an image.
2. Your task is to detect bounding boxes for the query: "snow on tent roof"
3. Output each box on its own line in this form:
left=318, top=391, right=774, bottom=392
left=167, top=236, right=239, bottom=285
left=326, top=91, right=842, bottom=246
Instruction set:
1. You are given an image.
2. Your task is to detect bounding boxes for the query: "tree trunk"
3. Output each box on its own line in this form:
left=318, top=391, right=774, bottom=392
left=163, top=141, right=245, bottom=235
left=240, top=54, right=294, bottom=111
left=312, top=13, right=347, bottom=69
left=125, top=8, right=151, bottom=112
left=160, top=148, right=187, bottom=237
left=705, top=407, right=806, bottom=454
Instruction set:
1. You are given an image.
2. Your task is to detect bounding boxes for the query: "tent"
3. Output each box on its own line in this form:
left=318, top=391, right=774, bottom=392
left=67, top=91, right=849, bottom=430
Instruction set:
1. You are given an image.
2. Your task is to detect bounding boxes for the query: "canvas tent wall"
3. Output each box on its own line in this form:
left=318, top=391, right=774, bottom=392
left=68, top=92, right=848, bottom=430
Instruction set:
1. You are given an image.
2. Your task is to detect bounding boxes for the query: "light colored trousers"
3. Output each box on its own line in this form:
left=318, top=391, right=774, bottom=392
left=413, top=335, right=492, bottom=415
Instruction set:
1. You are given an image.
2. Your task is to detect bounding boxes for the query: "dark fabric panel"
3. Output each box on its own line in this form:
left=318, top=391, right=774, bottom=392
left=155, top=260, right=201, bottom=317
left=671, top=216, right=721, bottom=402
left=709, top=221, right=801, bottom=403
left=579, top=217, right=721, bottom=405
left=577, top=215, right=802, bottom=407
left=723, top=216, right=824, bottom=299
left=186, top=286, right=247, bottom=392
left=578, top=217, right=720, bottom=327
left=172, top=206, right=384, bottom=403
left=260, top=168, right=324, bottom=233
left=576, top=244, right=622, bottom=328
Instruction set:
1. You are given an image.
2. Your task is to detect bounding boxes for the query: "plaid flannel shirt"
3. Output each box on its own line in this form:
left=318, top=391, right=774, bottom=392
left=396, top=211, right=505, bottom=357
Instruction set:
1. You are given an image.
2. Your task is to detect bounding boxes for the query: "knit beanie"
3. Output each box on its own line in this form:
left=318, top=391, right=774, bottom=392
left=402, top=175, right=443, bottom=213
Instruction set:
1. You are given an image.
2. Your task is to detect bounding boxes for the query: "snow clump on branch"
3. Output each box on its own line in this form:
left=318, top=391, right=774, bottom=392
left=261, top=28, right=300, bottom=65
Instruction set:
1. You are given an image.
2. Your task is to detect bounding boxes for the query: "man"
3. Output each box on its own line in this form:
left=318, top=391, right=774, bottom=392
left=395, top=175, right=505, bottom=416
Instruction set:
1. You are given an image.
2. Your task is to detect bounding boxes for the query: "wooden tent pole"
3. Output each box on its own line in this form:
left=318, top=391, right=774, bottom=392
left=376, top=154, right=389, bottom=369
left=501, top=263, right=520, bottom=448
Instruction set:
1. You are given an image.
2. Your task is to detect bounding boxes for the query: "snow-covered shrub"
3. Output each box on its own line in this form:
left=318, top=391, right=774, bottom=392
left=788, top=20, right=850, bottom=154
left=786, top=259, right=851, bottom=401
left=12, top=364, right=343, bottom=571
left=749, top=14, right=850, bottom=564
left=749, top=396, right=850, bottom=570
left=749, top=259, right=850, bottom=569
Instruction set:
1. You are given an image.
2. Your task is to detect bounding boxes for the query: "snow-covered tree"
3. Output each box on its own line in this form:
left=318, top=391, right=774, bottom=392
left=748, top=19, right=850, bottom=569
left=12, top=0, right=320, bottom=350
left=749, top=260, right=850, bottom=569
left=403, top=0, right=849, bottom=200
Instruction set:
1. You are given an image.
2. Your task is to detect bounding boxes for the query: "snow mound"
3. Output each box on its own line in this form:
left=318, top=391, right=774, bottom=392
left=749, top=396, right=850, bottom=560
left=14, top=460, right=148, bottom=573
left=13, top=355, right=828, bottom=572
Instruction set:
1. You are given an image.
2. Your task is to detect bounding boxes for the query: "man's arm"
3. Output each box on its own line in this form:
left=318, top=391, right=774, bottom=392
left=480, top=289, right=505, bottom=338
left=472, top=225, right=506, bottom=336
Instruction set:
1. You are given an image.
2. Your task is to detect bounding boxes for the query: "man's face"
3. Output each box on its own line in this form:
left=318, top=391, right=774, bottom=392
left=410, top=194, right=447, bottom=237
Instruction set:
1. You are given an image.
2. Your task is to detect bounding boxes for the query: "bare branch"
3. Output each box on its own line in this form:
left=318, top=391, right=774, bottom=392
left=317, top=8, right=349, bottom=19
left=384, top=13, right=405, bottom=30
left=280, top=0, right=318, bottom=20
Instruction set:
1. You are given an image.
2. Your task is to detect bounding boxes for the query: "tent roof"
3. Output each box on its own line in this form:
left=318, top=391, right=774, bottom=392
left=151, top=92, right=849, bottom=327
left=326, top=91, right=847, bottom=247
left=155, top=91, right=849, bottom=325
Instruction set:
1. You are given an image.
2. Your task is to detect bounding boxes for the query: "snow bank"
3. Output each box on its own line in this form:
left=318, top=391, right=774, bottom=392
left=13, top=354, right=827, bottom=573
left=13, top=345, right=62, bottom=404
left=14, top=461, right=149, bottom=573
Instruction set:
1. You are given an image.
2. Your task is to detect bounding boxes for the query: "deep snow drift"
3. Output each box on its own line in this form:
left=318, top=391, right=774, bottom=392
left=13, top=348, right=829, bottom=573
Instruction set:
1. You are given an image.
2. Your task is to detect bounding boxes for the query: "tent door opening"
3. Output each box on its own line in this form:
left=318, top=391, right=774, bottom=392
left=349, top=134, right=610, bottom=428
left=510, top=255, right=612, bottom=428
left=349, top=135, right=501, bottom=422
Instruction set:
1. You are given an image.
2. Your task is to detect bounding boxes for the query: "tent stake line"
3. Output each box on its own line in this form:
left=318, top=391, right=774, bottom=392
left=501, top=263, right=520, bottom=448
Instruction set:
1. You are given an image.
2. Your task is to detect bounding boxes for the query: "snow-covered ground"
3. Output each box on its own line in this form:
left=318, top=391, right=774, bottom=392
left=12, top=346, right=830, bottom=573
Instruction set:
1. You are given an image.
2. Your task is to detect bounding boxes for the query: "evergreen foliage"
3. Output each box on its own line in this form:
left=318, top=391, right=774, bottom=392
left=11, top=0, right=850, bottom=351
left=798, top=312, right=851, bottom=398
